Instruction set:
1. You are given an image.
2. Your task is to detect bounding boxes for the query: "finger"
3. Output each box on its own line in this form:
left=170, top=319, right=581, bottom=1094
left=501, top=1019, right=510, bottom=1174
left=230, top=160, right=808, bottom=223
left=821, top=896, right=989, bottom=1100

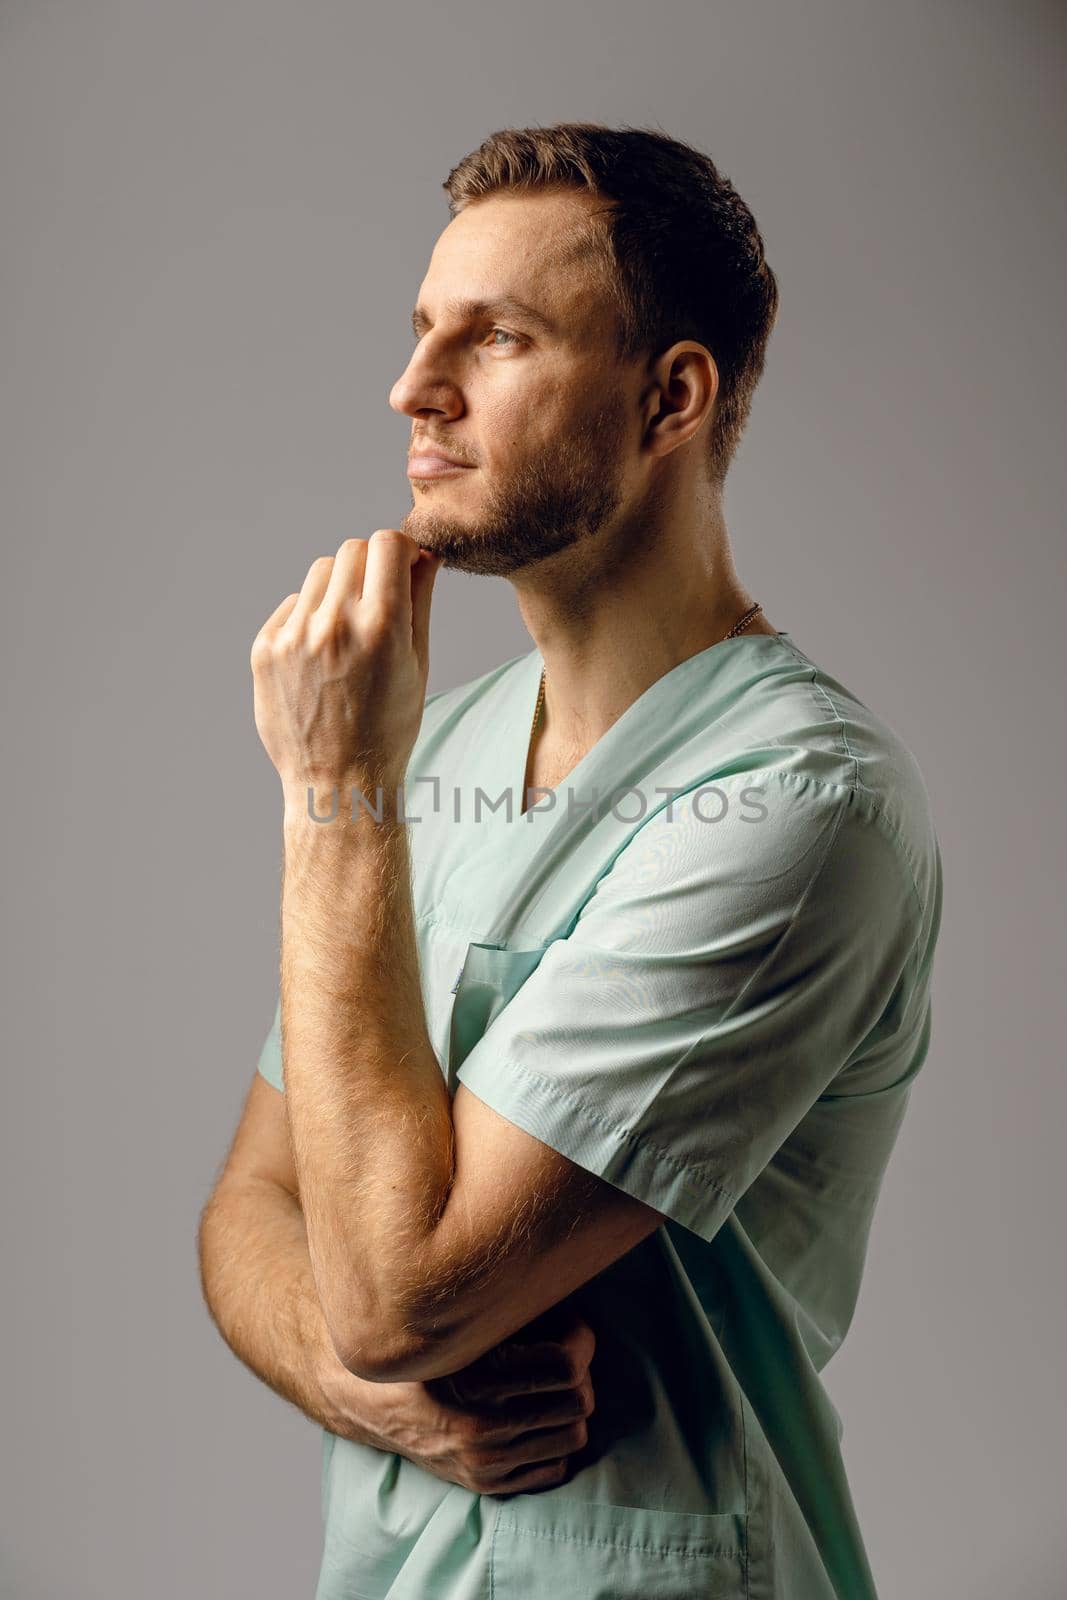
left=361, top=528, right=421, bottom=628
left=489, top=1452, right=576, bottom=1495
left=258, top=591, right=301, bottom=639
left=317, top=537, right=368, bottom=624
left=495, top=1420, right=588, bottom=1471
left=452, top=1342, right=585, bottom=1402
left=285, top=555, right=335, bottom=632
left=409, top=547, right=442, bottom=667
left=478, top=1377, right=594, bottom=1439
left=554, top=1313, right=596, bottom=1373
left=484, top=1456, right=571, bottom=1497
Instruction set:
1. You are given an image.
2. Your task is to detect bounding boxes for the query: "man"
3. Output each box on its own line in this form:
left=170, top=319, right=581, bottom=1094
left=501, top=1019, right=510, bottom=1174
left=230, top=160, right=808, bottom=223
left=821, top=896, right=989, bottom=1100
left=200, top=123, right=942, bottom=1599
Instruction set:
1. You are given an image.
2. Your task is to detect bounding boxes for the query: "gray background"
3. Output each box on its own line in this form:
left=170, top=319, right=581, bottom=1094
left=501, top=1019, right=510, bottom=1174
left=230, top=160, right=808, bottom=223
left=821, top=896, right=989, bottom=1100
left=2, top=1, right=1064, bottom=1595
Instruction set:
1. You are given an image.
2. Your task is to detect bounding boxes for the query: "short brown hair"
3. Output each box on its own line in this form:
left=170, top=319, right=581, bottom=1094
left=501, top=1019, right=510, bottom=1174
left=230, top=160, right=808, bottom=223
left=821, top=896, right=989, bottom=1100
left=443, top=122, right=779, bottom=487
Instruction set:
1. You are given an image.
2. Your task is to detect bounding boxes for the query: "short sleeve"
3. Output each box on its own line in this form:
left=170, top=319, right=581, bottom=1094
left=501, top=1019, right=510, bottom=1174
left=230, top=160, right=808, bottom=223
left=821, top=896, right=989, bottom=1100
left=454, top=775, right=922, bottom=1244
left=256, top=996, right=284, bottom=1092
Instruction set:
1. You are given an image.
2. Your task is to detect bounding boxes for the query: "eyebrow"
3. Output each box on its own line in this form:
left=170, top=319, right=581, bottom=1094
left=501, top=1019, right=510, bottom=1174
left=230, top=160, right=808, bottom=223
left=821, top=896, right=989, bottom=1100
left=410, top=296, right=557, bottom=338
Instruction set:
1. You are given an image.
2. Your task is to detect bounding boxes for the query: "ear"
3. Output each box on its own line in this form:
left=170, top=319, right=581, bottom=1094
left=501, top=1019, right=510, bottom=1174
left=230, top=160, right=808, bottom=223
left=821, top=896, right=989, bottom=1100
left=642, top=341, right=718, bottom=459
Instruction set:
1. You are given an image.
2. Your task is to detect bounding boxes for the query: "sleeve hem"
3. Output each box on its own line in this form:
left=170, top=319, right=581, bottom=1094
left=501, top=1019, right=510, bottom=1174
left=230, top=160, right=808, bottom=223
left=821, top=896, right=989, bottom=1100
left=455, top=1050, right=736, bottom=1245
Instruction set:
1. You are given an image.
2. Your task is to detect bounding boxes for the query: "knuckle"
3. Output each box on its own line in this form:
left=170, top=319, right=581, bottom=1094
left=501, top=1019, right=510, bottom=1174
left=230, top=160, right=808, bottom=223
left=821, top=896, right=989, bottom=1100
left=306, top=614, right=344, bottom=653
left=565, top=1319, right=596, bottom=1360
left=559, top=1351, right=584, bottom=1387
left=460, top=1412, right=491, bottom=1443
left=361, top=605, right=399, bottom=646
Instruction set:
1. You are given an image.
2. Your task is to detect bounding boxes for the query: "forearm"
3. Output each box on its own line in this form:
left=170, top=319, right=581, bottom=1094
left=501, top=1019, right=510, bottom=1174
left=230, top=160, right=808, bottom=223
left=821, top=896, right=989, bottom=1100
left=197, top=1177, right=395, bottom=1448
left=279, top=803, right=456, bottom=1368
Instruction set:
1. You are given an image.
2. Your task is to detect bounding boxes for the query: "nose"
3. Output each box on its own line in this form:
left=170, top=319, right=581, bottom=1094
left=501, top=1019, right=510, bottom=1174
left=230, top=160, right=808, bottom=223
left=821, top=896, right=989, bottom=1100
left=389, top=342, right=464, bottom=422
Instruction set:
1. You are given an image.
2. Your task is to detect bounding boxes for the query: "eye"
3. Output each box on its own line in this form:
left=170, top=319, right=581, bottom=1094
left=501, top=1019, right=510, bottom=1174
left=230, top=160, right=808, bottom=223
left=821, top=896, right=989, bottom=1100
left=410, top=325, right=521, bottom=348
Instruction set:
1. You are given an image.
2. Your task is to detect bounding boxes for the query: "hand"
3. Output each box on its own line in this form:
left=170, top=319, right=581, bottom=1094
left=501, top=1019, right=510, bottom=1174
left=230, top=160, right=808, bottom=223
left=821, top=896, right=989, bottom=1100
left=250, top=532, right=442, bottom=804
left=326, top=1300, right=597, bottom=1497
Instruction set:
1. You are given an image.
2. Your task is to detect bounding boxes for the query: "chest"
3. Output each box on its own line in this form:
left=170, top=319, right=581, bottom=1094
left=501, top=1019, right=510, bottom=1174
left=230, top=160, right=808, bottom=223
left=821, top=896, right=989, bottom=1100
left=520, top=737, right=591, bottom=814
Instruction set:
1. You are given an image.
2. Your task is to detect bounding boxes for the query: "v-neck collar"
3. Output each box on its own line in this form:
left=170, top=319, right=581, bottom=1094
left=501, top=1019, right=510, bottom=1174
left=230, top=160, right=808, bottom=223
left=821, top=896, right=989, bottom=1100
left=511, top=630, right=792, bottom=826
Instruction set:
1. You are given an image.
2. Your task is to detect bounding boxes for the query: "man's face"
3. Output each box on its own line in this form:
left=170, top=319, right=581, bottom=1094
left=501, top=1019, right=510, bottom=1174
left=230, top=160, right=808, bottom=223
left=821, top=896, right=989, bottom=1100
left=389, top=191, right=643, bottom=577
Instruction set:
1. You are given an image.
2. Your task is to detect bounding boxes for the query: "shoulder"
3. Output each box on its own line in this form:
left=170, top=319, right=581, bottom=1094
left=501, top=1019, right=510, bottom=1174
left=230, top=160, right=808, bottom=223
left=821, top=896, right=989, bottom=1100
left=587, top=634, right=940, bottom=950
left=730, top=634, right=941, bottom=920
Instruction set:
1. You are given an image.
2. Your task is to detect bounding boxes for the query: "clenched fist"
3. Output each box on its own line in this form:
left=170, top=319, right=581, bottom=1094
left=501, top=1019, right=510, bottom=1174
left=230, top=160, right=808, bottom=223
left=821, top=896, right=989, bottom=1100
left=250, top=530, right=442, bottom=806
left=323, top=1298, right=598, bottom=1498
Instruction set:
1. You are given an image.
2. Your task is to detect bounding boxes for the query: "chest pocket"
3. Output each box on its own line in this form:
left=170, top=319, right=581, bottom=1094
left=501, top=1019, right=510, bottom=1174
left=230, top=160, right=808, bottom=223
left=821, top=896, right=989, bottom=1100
left=446, top=939, right=548, bottom=1091
left=490, top=1495, right=747, bottom=1598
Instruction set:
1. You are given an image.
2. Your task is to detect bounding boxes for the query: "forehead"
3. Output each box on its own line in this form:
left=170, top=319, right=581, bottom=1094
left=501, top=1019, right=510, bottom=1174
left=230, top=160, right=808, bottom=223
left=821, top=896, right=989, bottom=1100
left=418, top=190, right=614, bottom=334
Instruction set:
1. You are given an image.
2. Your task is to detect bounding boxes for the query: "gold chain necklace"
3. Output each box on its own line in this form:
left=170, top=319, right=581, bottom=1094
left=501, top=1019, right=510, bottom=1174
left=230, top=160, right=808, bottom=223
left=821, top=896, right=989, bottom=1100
left=529, top=601, right=765, bottom=738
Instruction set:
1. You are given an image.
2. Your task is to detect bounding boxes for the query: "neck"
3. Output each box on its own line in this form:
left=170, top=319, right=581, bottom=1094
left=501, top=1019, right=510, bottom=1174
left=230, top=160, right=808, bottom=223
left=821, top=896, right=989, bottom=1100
left=511, top=492, right=778, bottom=756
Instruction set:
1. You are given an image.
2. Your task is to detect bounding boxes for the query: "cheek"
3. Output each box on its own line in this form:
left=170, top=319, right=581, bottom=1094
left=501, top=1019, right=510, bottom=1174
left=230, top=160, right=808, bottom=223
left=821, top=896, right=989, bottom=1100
left=483, top=406, right=546, bottom=463
left=482, top=380, right=568, bottom=462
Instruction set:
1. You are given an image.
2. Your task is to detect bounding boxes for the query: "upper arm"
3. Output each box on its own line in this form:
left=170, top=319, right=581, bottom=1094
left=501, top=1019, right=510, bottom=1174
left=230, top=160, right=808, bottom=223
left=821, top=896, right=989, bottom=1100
left=213, top=996, right=298, bottom=1197
left=360, top=1085, right=667, bottom=1380
left=210, top=1067, right=300, bottom=1202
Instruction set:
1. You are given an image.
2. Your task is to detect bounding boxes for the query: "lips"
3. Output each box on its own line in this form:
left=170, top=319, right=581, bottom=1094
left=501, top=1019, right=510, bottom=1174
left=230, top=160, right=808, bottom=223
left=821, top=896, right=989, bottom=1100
left=407, top=451, right=476, bottom=478
left=409, top=439, right=474, bottom=468
left=416, top=449, right=466, bottom=465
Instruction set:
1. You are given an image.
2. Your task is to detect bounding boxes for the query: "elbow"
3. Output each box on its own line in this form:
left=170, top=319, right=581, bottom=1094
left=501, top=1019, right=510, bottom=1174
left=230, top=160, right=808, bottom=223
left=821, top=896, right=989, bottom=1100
left=329, top=1254, right=471, bottom=1382
left=334, top=1316, right=459, bottom=1384
left=319, top=1275, right=422, bottom=1382
left=335, top=1330, right=418, bottom=1384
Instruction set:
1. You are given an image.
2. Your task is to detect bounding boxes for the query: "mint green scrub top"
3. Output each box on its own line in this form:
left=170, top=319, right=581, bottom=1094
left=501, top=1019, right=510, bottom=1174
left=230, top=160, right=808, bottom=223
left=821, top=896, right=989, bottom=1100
left=256, top=630, right=943, bottom=1600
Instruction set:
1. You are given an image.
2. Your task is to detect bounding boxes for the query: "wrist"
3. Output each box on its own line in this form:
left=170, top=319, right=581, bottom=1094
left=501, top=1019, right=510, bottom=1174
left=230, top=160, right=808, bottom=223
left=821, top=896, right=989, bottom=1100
left=281, top=774, right=407, bottom=830
left=313, top=1339, right=361, bottom=1435
left=315, top=1342, right=397, bottom=1451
